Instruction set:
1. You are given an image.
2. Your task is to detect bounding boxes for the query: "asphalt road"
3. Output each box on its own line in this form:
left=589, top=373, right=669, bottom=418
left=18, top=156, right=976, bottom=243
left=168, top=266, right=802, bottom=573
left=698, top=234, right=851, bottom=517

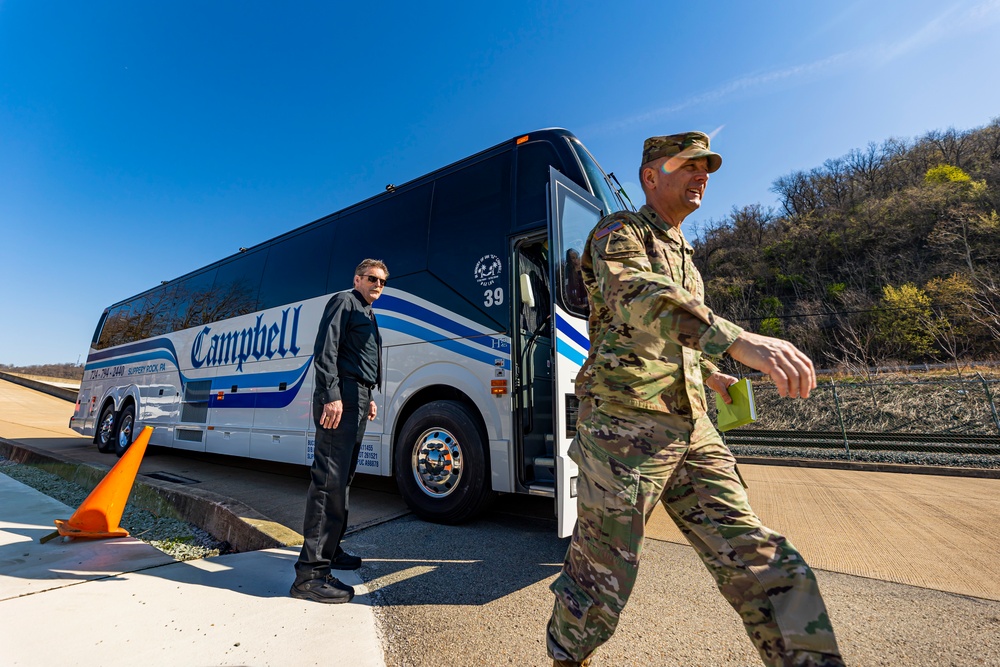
left=352, top=513, right=1000, bottom=667
left=3, top=378, right=1000, bottom=666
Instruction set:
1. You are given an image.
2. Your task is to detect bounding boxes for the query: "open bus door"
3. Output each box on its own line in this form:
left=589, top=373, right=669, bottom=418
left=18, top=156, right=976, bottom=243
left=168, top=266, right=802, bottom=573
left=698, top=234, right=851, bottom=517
left=548, top=167, right=604, bottom=537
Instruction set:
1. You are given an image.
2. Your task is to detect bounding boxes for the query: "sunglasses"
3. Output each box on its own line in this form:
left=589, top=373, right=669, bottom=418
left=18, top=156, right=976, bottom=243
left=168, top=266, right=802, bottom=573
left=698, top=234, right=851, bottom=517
left=362, top=274, right=387, bottom=287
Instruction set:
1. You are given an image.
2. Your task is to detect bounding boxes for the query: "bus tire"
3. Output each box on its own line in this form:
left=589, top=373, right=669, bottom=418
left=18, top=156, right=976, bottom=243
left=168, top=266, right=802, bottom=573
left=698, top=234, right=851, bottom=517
left=95, top=403, right=116, bottom=453
left=394, top=400, right=494, bottom=525
left=113, top=403, right=136, bottom=458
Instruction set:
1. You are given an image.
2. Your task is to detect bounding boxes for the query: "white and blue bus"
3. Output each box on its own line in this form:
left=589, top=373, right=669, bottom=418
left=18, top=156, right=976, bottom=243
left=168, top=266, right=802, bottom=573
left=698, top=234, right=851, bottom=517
left=70, top=128, right=626, bottom=536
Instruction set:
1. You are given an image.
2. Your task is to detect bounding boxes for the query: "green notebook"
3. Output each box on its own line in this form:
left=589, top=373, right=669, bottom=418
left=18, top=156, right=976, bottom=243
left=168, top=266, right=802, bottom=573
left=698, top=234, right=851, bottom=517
left=715, top=378, right=757, bottom=432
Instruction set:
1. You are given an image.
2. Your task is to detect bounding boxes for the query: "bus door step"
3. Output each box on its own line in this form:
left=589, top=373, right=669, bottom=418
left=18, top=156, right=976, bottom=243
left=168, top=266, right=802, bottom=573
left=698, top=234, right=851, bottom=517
left=526, top=483, right=555, bottom=498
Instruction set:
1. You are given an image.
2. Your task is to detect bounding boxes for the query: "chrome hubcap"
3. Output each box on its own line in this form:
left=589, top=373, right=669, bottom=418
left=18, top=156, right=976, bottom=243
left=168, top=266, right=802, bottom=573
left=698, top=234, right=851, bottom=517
left=118, top=415, right=133, bottom=449
left=411, top=427, right=463, bottom=498
left=99, top=411, right=115, bottom=444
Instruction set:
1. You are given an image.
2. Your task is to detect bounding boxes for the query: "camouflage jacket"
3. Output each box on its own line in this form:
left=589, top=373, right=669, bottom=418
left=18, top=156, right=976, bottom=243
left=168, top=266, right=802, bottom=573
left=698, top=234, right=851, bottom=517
left=575, top=205, right=744, bottom=417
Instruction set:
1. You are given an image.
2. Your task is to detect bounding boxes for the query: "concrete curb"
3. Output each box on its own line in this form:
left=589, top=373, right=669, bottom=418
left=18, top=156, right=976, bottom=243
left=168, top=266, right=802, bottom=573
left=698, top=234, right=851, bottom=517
left=0, top=372, right=78, bottom=402
left=735, top=455, right=1000, bottom=479
left=0, top=437, right=302, bottom=552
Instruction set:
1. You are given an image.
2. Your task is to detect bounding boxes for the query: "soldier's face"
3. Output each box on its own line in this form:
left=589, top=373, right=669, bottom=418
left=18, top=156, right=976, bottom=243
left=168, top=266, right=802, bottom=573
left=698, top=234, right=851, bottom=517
left=645, top=156, right=710, bottom=225
left=354, top=267, right=387, bottom=304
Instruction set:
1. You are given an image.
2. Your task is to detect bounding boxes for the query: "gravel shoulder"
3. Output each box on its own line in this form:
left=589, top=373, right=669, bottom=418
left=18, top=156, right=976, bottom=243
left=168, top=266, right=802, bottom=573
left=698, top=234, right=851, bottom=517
left=0, top=457, right=227, bottom=560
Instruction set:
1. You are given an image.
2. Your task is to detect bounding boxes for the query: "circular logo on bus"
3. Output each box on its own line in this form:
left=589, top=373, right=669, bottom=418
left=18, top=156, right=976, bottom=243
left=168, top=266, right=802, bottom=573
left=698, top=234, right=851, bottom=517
left=474, top=255, right=502, bottom=287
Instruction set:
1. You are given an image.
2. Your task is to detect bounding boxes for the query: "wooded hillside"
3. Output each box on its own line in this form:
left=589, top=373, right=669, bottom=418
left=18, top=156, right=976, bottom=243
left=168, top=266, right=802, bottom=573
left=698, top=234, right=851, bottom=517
left=695, top=118, right=1000, bottom=373
left=0, top=363, right=84, bottom=381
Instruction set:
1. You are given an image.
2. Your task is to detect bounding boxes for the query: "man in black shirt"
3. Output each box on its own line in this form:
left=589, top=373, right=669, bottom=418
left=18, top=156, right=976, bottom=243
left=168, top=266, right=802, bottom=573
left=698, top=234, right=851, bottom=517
left=291, top=258, right=387, bottom=604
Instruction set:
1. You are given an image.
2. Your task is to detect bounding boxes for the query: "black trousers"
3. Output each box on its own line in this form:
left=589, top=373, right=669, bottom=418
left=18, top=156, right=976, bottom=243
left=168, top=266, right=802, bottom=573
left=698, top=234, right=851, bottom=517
left=294, top=380, right=371, bottom=582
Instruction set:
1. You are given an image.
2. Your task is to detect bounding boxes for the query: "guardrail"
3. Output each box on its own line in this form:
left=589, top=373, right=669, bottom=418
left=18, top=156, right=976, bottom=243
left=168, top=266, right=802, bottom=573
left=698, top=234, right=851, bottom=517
left=0, top=372, right=79, bottom=402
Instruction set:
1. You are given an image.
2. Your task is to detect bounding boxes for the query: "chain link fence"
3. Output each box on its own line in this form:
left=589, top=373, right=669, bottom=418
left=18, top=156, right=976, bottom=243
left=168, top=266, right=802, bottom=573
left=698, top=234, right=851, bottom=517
left=715, top=373, right=1000, bottom=468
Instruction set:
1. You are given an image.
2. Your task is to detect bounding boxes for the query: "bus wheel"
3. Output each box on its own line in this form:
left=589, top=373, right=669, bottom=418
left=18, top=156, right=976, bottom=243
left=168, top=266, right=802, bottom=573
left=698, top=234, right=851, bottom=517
left=95, top=404, right=116, bottom=453
left=394, top=400, right=494, bottom=524
left=113, top=404, right=135, bottom=458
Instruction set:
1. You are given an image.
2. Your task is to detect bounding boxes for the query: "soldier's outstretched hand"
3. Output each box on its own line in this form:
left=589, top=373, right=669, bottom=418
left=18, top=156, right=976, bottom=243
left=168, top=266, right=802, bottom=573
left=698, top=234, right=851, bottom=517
left=726, top=331, right=816, bottom=399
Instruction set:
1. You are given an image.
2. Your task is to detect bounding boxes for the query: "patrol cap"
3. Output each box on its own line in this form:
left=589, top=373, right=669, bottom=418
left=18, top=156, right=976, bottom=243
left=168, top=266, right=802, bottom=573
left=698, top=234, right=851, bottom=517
left=642, top=131, right=722, bottom=173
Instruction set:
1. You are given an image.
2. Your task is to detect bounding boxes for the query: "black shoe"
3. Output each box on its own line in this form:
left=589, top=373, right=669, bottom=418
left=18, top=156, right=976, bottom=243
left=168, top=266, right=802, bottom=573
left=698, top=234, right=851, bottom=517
left=289, top=576, right=355, bottom=604
left=331, top=548, right=362, bottom=570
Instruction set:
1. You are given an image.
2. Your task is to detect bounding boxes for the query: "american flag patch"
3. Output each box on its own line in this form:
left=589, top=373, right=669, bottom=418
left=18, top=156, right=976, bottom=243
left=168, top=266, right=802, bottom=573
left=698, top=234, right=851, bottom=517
left=594, top=220, right=623, bottom=239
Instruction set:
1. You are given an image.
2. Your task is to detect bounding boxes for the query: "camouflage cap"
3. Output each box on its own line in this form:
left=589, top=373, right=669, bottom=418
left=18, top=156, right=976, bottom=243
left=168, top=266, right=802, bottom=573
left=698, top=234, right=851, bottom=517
left=642, top=131, right=722, bottom=173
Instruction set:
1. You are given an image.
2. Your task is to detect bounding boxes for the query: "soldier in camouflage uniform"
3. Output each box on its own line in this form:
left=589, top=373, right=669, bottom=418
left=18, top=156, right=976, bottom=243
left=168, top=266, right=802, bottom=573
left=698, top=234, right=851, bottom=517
left=546, top=132, right=844, bottom=667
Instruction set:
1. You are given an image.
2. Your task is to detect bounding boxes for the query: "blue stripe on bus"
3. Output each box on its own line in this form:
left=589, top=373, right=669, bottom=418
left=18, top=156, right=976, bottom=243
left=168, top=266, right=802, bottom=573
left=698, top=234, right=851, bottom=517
left=84, top=350, right=179, bottom=372
left=555, top=313, right=590, bottom=351
left=86, top=338, right=180, bottom=367
left=207, top=356, right=313, bottom=391
left=379, top=314, right=511, bottom=370
left=556, top=341, right=587, bottom=367
left=377, top=294, right=504, bottom=353
left=83, top=346, right=313, bottom=404
left=208, top=358, right=312, bottom=409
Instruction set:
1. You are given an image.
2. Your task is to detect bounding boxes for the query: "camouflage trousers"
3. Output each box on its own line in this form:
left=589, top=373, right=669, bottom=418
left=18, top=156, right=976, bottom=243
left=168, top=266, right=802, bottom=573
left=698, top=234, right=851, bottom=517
left=547, top=399, right=843, bottom=666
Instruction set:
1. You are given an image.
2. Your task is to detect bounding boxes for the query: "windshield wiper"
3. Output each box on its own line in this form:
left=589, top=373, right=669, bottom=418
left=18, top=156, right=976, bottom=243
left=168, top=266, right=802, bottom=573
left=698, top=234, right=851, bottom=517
left=608, top=172, right=637, bottom=212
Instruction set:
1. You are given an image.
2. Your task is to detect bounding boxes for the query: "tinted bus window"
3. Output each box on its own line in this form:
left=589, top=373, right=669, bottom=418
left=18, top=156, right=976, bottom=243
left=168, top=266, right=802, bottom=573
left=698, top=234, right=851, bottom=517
left=145, top=286, right=175, bottom=337
left=90, top=310, right=109, bottom=347
left=124, top=296, right=153, bottom=343
left=170, top=269, right=218, bottom=331
left=516, top=140, right=561, bottom=228
left=210, top=249, right=267, bottom=322
left=328, top=184, right=432, bottom=289
left=258, top=222, right=335, bottom=311
left=97, top=303, right=130, bottom=349
left=427, top=153, right=512, bottom=323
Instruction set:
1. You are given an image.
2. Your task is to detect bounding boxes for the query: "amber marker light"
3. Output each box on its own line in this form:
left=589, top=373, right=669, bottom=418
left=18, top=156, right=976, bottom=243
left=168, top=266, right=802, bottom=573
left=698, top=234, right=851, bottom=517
left=516, top=134, right=530, bottom=145
left=491, top=379, right=508, bottom=395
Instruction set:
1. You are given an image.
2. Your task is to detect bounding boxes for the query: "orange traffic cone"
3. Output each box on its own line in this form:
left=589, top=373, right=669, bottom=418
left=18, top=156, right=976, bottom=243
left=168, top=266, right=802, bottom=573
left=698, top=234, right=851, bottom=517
left=51, top=425, right=153, bottom=540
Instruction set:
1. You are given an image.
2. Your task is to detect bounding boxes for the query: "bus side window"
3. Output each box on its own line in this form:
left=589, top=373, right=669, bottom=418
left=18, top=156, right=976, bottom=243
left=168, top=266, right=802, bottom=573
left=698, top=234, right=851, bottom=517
left=145, top=286, right=175, bottom=338
left=124, top=296, right=151, bottom=343
left=328, top=184, right=432, bottom=290
left=258, top=222, right=335, bottom=311
left=209, top=249, right=267, bottom=322
left=97, top=304, right=129, bottom=349
left=170, top=269, right=218, bottom=332
left=91, top=310, right=109, bottom=348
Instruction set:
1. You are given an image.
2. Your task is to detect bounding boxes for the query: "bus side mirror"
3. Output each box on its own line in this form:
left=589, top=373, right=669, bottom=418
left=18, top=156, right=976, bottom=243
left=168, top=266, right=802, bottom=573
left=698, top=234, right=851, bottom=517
left=519, top=273, right=535, bottom=308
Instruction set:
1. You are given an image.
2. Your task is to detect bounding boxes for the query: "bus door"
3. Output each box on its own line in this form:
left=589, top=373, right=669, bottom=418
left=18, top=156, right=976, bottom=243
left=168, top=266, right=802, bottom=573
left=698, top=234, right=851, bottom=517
left=548, top=167, right=604, bottom=537
left=512, top=234, right=555, bottom=499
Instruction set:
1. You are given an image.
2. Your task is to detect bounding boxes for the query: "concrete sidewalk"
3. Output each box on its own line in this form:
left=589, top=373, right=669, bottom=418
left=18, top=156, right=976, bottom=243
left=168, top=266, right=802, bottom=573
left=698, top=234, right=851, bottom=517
left=0, top=473, right=385, bottom=667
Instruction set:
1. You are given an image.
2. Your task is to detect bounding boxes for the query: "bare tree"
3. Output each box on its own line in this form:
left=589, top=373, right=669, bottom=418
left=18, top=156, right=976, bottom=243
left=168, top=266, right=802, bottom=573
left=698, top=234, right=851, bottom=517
left=830, top=290, right=887, bottom=381
left=925, top=127, right=974, bottom=170
left=969, top=275, right=1000, bottom=347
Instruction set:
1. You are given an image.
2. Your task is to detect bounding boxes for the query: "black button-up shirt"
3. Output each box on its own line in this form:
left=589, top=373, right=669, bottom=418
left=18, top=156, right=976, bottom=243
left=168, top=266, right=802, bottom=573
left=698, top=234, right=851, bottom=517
left=313, top=289, right=381, bottom=405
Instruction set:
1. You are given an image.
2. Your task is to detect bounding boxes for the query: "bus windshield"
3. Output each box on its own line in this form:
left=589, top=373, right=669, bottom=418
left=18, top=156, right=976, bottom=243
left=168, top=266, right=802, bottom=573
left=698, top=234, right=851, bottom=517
left=568, top=137, right=628, bottom=216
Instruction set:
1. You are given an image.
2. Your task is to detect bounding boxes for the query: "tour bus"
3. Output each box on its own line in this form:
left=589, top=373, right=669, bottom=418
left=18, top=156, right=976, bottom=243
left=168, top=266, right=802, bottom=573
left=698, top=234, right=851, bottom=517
left=70, top=128, right=627, bottom=536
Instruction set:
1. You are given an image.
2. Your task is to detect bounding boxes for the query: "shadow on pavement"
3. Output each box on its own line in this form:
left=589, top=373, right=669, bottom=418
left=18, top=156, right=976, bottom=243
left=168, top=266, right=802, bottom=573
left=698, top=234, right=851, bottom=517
left=349, top=510, right=569, bottom=606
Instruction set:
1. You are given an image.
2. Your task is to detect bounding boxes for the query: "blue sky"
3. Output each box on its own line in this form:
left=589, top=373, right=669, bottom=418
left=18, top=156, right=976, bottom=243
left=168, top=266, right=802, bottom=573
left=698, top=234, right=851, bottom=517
left=2, top=1, right=999, bottom=366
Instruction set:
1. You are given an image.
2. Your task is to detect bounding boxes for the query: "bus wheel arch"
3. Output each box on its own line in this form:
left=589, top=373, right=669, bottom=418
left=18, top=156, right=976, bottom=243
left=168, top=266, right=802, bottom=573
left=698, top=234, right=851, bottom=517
left=393, top=390, right=495, bottom=524
left=94, top=399, right=117, bottom=453
left=113, top=399, right=137, bottom=458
